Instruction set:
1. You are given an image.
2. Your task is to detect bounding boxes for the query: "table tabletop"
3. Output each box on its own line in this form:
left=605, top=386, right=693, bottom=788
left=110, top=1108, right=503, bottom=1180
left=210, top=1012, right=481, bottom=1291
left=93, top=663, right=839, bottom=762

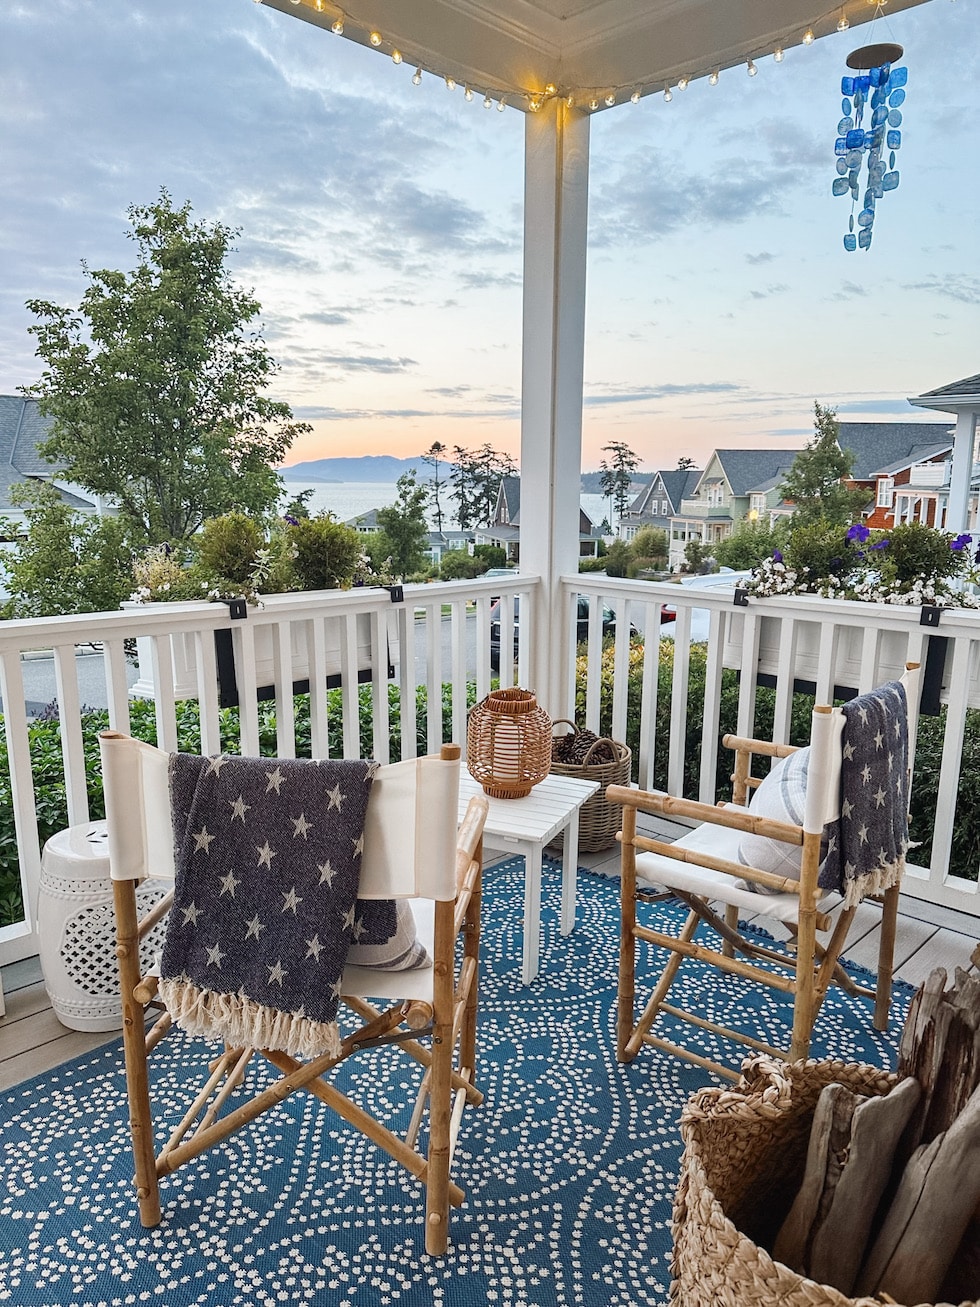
left=458, top=771, right=599, bottom=845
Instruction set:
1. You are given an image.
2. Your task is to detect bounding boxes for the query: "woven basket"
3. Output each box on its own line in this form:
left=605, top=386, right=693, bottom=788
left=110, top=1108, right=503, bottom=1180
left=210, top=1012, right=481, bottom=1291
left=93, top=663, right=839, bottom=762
left=549, top=720, right=631, bottom=852
left=466, top=688, right=552, bottom=799
left=671, top=1056, right=977, bottom=1307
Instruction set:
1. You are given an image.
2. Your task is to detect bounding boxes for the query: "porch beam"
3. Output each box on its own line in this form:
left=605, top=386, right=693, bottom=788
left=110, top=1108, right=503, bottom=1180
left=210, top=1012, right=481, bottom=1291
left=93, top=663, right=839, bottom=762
left=519, top=99, right=590, bottom=716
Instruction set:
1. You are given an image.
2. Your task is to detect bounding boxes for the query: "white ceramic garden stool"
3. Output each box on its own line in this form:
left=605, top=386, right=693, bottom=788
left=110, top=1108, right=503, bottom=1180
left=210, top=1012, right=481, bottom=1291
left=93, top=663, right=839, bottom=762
left=38, top=820, right=169, bottom=1031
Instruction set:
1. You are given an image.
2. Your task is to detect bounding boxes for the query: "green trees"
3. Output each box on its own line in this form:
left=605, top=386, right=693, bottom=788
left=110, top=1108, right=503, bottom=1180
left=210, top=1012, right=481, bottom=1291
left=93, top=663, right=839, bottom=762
left=24, top=191, right=309, bottom=544
left=421, top=442, right=448, bottom=533
left=373, top=472, right=430, bottom=579
left=780, top=403, right=867, bottom=528
left=599, top=441, right=641, bottom=525
left=714, top=520, right=787, bottom=571
left=447, top=444, right=517, bottom=529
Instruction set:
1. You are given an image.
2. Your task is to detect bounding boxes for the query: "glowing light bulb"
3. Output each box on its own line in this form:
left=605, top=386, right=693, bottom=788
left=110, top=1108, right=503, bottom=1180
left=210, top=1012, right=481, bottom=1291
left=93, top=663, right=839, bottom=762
left=545, top=83, right=557, bottom=96
left=630, top=88, right=641, bottom=104
left=369, top=30, right=382, bottom=46
left=803, top=27, right=815, bottom=43
left=837, top=10, right=850, bottom=30
left=589, top=97, right=599, bottom=110
left=529, top=97, right=541, bottom=111
left=290, top=0, right=300, bottom=5
left=677, top=75, right=689, bottom=90
left=663, top=84, right=672, bottom=102
left=773, top=46, right=784, bottom=62
left=391, top=49, right=402, bottom=64
left=497, top=96, right=506, bottom=111
left=709, top=69, right=719, bottom=85
left=747, top=59, right=757, bottom=76
left=565, top=93, right=575, bottom=107
left=464, top=85, right=473, bottom=100
left=484, top=91, right=493, bottom=107
left=314, top=0, right=323, bottom=9
left=331, top=16, right=344, bottom=33
left=446, top=75, right=456, bottom=90
left=412, top=67, right=422, bottom=85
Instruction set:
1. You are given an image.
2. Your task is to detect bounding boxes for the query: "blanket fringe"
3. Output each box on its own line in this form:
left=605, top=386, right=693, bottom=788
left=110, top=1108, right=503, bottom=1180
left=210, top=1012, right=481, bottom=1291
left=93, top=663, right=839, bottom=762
left=841, top=857, right=905, bottom=910
left=158, top=979, right=342, bottom=1060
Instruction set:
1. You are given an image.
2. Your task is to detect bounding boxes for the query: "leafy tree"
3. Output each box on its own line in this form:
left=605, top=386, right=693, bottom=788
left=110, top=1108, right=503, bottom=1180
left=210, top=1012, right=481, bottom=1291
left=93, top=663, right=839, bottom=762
left=714, top=520, right=788, bottom=571
left=599, top=441, right=640, bottom=525
left=683, top=539, right=714, bottom=573
left=281, top=487, right=314, bottom=520
left=375, top=471, right=430, bottom=579
left=630, top=525, right=669, bottom=570
left=0, top=482, right=135, bottom=617
left=447, top=443, right=516, bottom=529
left=24, top=191, right=309, bottom=544
left=603, top=539, right=633, bottom=577
left=472, top=543, right=505, bottom=569
left=676, top=456, right=698, bottom=470
left=421, top=441, right=448, bottom=533
left=780, top=402, right=868, bottom=528
left=439, top=549, right=486, bottom=580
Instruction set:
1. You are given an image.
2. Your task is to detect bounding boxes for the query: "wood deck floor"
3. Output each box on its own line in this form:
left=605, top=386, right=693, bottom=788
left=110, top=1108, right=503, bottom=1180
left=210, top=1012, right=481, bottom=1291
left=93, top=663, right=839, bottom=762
left=3, top=829, right=979, bottom=1092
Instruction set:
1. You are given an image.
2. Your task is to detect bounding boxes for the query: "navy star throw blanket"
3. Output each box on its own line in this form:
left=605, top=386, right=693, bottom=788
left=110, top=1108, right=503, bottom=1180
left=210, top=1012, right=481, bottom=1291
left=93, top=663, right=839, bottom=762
left=159, top=754, right=379, bottom=1060
left=818, top=679, right=910, bottom=909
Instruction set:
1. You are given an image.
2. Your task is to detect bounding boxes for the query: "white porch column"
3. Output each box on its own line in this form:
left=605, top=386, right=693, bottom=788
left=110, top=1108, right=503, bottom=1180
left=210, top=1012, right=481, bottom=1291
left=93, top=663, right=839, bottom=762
left=947, top=409, right=978, bottom=535
left=519, top=99, right=590, bottom=715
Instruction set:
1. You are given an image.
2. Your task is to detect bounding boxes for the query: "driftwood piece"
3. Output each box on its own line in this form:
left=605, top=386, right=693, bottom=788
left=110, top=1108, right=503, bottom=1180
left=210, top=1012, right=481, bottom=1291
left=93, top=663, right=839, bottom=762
left=772, top=1083, right=863, bottom=1274
left=807, top=1076, right=921, bottom=1295
left=856, top=1081, right=980, bottom=1304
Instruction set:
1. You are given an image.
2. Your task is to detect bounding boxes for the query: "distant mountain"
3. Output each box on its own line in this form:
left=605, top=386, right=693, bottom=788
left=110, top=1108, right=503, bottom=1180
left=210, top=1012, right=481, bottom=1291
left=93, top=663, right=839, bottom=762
left=280, top=455, right=430, bottom=483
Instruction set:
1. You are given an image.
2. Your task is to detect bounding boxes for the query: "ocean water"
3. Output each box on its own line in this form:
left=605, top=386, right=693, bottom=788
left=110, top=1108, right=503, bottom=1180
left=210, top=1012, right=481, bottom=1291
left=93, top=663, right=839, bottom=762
left=282, top=479, right=612, bottom=533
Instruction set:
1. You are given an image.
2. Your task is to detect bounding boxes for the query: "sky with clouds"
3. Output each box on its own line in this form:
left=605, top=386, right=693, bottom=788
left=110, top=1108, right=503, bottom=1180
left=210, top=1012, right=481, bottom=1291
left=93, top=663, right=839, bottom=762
left=1, top=0, right=977, bottom=474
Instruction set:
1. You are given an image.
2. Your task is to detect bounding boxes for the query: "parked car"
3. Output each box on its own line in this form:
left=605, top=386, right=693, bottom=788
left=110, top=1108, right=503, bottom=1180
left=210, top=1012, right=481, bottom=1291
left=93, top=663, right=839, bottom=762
left=489, top=595, right=631, bottom=670
left=657, top=570, right=752, bottom=644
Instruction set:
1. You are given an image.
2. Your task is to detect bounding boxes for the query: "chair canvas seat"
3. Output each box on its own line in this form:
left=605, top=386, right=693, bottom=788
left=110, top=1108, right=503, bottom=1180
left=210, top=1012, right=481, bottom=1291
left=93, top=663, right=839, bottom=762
left=635, top=807, right=835, bottom=926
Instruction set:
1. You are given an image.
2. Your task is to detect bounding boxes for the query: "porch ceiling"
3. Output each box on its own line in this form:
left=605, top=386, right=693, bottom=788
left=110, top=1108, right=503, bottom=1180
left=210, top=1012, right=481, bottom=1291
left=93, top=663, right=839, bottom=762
left=262, top=0, right=934, bottom=109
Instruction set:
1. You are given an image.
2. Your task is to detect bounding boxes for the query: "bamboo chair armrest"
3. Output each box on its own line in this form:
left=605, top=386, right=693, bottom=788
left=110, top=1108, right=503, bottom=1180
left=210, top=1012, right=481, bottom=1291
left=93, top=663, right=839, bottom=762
left=606, top=785, right=803, bottom=845
left=722, top=734, right=799, bottom=759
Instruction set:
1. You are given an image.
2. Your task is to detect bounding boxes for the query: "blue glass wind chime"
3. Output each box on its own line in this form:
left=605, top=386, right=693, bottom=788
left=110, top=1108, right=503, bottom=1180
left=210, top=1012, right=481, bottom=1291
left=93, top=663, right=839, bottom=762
left=833, top=40, right=907, bottom=250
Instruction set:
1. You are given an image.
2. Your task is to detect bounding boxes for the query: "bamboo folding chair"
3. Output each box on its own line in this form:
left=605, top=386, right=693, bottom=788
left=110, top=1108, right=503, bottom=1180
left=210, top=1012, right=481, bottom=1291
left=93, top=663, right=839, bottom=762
left=607, top=666, right=919, bottom=1081
left=100, top=733, right=488, bottom=1255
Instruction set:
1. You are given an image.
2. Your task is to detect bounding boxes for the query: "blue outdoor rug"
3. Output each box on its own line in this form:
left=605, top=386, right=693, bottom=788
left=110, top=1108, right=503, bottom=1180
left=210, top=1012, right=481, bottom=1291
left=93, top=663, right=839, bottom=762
left=0, top=858, right=910, bottom=1307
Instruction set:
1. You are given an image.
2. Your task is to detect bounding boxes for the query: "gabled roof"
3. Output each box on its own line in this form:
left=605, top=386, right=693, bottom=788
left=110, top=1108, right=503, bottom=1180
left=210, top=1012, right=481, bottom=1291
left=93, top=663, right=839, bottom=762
left=496, top=475, right=521, bottom=524
left=629, top=468, right=699, bottom=514
left=712, top=449, right=803, bottom=497
left=837, top=422, right=953, bottom=480
left=0, top=395, right=98, bottom=514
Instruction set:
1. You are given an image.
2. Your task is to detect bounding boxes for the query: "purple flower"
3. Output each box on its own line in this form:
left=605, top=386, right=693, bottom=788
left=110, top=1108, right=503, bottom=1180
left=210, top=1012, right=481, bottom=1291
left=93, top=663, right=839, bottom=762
left=772, top=549, right=783, bottom=563
left=951, top=533, right=972, bottom=552
left=870, top=539, right=890, bottom=551
left=283, top=514, right=299, bottom=526
left=846, top=523, right=870, bottom=543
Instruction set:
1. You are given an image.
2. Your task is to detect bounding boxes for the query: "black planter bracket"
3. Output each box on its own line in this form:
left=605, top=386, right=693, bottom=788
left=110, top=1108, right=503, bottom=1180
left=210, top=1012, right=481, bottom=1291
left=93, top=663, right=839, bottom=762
left=919, top=604, right=942, bottom=627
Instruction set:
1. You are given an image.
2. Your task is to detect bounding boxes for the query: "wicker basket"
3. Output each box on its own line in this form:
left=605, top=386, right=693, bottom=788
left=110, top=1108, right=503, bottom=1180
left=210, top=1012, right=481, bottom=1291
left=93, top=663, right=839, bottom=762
left=671, top=1056, right=977, bottom=1307
left=548, top=720, right=631, bottom=852
left=467, top=688, right=552, bottom=799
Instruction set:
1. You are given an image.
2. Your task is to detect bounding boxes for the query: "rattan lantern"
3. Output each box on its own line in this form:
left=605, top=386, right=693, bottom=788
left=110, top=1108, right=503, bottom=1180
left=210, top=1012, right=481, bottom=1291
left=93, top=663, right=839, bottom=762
left=466, top=688, right=552, bottom=799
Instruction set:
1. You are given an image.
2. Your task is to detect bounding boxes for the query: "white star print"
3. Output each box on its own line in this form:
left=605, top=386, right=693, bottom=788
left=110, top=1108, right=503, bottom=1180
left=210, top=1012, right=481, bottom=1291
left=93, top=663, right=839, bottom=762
left=329, top=978, right=344, bottom=1000
left=267, top=961, right=287, bottom=986
left=181, top=902, right=201, bottom=926
left=281, top=887, right=303, bottom=914
left=305, top=935, right=324, bottom=961
left=857, top=823, right=869, bottom=845
left=256, top=841, right=276, bottom=869
left=265, top=766, right=285, bottom=794
left=841, top=799, right=854, bottom=819
left=292, top=814, right=312, bottom=839
left=874, top=730, right=884, bottom=750
left=244, top=915, right=265, bottom=940
left=205, top=943, right=226, bottom=968
left=843, top=741, right=856, bottom=761
left=229, top=795, right=250, bottom=823
left=193, top=826, right=215, bottom=854
left=219, top=871, right=240, bottom=898
left=352, top=833, right=364, bottom=858
left=860, top=764, right=872, bottom=784
left=207, top=755, right=230, bottom=775
left=351, top=917, right=366, bottom=941
left=857, top=706, right=869, bottom=725
left=318, top=860, right=336, bottom=886
left=874, top=786, right=887, bottom=809
left=342, top=905, right=356, bottom=930
left=327, top=784, right=344, bottom=811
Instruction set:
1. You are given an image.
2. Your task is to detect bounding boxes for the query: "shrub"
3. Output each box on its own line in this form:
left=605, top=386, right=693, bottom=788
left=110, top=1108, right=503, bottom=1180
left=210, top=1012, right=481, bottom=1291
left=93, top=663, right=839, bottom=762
left=287, top=513, right=362, bottom=591
left=440, top=550, right=486, bottom=581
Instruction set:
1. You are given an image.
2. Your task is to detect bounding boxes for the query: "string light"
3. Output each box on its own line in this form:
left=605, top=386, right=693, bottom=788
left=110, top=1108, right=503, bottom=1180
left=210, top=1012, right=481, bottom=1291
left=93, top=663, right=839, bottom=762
left=709, top=69, right=719, bottom=85
left=331, top=15, right=344, bottom=33
left=630, top=88, right=641, bottom=103
left=604, top=92, right=616, bottom=106
left=529, top=96, right=542, bottom=111
left=314, top=0, right=323, bottom=9
left=677, top=75, right=690, bottom=90
left=445, top=75, right=456, bottom=90
left=565, top=93, right=575, bottom=107
left=747, top=59, right=758, bottom=76
left=484, top=91, right=493, bottom=107
left=391, top=49, right=402, bottom=64
left=412, top=66, right=422, bottom=85
left=589, top=97, right=599, bottom=110
left=837, top=9, right=850, bottom=30
left=663, top=83, right=672, bottom=102
left=464, top=85, right=473, bottom=100
left=369, top=30, right=382, bottom=46
left=774, top=46, right=785, bottom=62
left=497, top=96, right=506, bottom=111
left=803, top=27, right=815, bottom=43
left=545, top=83, right=557, bottom=96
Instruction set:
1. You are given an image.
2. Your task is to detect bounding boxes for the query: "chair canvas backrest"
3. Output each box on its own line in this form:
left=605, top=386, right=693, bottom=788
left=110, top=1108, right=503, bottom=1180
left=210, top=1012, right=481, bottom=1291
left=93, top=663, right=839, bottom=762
left=99, top=734, right=461, bottom=902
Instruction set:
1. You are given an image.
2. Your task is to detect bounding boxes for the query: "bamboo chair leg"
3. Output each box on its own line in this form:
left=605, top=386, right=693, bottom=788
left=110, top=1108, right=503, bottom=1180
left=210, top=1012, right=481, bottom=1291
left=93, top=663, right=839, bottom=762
left=625, top=908, right=700, bottom=1061
left=875, top=883, right=900, bottom=1030
left=425, top=898, right=455, bottom=1257
left=460, top=843, right=482, bottom=1078
left=722, top=904, right=739, bottom=959
left=617, top=808, right=638, bottom=1062
left=113, top=877, right=162, bottom=1228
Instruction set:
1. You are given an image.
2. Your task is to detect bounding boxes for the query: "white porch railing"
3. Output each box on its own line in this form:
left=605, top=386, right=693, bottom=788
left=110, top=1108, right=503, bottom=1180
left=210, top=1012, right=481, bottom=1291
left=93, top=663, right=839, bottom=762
left=1, top=571, right=978, bottom=969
